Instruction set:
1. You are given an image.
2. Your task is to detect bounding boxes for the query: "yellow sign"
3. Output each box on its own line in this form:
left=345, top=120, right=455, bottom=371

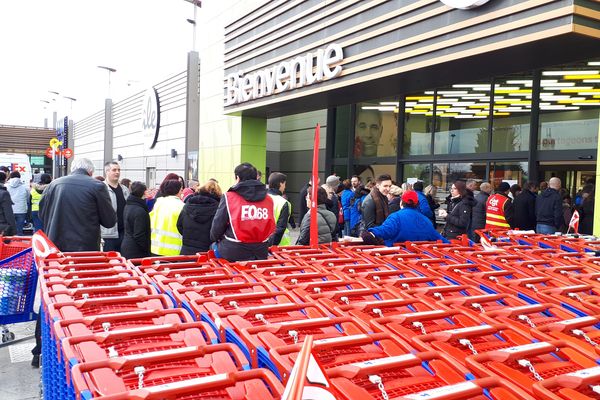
left=49, top=138, right=62, bottom=149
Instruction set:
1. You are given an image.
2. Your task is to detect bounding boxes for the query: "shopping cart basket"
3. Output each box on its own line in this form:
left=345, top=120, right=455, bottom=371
left=0, top=247, right=37, bottom=343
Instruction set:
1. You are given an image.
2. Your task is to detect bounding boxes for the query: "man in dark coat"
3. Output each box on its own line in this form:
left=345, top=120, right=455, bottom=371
left=361, top=174, right=392, bottom=229
left=210, top=163, right=276, bottom=262
left=177, top=183, right=221, bottom=254
left=470, top=182, right=491, bottom=240
left=39, top=158, right=116, bottom=252
left=513, top=181, right=537, bottom=231
left=0, top=171, right=16, bottom=235
left=121, top=181, right=151, bottom=259
left=535, top=177, right=563, bottom=234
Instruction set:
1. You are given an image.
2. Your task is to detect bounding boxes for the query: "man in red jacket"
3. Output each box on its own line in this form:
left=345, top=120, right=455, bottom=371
left=485, top=182, right=514, bottom=230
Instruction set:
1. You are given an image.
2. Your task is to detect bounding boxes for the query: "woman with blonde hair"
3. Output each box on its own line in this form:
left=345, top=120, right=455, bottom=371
left=424, top=185, right=440, bottom=226
left=177, top=180, right=223, bottom=254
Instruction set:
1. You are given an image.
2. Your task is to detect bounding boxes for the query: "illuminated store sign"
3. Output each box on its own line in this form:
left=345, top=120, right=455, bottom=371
left=440, top=0, right=491, bottom=9
left=225, top=43, right=343, bottom=106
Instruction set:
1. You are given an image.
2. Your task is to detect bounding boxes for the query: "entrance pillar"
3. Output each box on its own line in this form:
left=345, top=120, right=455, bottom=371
left=595, top=144, right=600, bottom=236
left=241, top=116, right=267, bottom=181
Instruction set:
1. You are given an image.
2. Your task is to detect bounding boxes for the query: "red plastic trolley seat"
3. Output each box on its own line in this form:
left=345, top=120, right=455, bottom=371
left=61, top=322, right=218, bottom=367
left=410, top=323, right=534, bottom=363
left=47, top=294, right=172, bottom=321
left=44, top=284, right=156, bottom=304
left=269, top=332, right=414, bottom=382
left=73, top=369, right=284, bottom=400
left=211, top=302, right=330, bottom=343
left=320, top=297, right=436, bottom=323
left=172, top=282, right=273, bottom=305
left=308, top=288, right=404, bottom=313
left=533, top=365, right=600, bottom=400
left=187, top=291, right=299, bottom=319
left=238, top=316, right=371, bottom=368
left=53, top=308, right=194, bottom=340
left=325, top=350, right=471, bottom=400
left=241, top=264, right=325, bottom=281
left=370, top=309, right=483, bottom=342
left=70, top=344, right=250, bottom=398
left=466, top=340, right=598, bottom=396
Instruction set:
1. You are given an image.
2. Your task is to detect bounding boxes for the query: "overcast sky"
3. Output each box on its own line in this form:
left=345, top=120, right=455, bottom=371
left=0, top=0, right=196, bottom=128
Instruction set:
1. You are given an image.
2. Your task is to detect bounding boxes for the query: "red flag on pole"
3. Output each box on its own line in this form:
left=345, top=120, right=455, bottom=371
left=569, top=210, right=580, bottom=234
left=310, top=124, right=320, bottom=248
left=281, top=335, right=337, bottom=400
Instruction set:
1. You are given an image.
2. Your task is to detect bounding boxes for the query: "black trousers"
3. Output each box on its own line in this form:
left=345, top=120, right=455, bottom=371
left=31, top=311, right=41, bottom=356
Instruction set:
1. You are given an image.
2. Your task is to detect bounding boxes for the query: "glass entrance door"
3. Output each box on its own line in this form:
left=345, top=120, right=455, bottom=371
left=539, top=162, right=595, bottom=197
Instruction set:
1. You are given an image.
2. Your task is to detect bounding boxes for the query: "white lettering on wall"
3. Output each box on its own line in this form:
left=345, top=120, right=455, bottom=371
left=225, top=43, right=343, bottom=106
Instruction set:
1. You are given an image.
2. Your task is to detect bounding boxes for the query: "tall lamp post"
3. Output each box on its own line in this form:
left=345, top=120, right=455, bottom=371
left=40, top=100, right=50, bottom=128
left=63, top=96, right=77, bottom=174
left=98, top=66, right=117, bottom=164
left=97, top=66, right=117, bottom=98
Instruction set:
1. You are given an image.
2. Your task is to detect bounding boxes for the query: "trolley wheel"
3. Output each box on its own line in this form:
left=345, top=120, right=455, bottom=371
left=1, top=331, right=15, bottom=343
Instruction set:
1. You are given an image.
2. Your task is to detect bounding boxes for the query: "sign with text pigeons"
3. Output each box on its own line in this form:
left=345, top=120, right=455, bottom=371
left=141, top=87, right=160, bottom=149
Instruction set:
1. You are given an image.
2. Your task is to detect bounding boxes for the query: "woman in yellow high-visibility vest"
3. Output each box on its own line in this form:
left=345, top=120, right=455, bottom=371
left=149, top=179, right=184, bottom=256
left=31, top=173, right=52, bottom=232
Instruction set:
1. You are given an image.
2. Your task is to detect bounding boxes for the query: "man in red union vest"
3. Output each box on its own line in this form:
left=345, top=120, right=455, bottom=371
left=485, top=182, right=515, bottom=230
left=210, top=162, right=276, bottom=261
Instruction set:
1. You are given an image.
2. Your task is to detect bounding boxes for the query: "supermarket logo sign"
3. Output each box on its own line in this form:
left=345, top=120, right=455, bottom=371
left=440, top=0, right=491, bottom=9
left=225, top=43, right=343, bottom=106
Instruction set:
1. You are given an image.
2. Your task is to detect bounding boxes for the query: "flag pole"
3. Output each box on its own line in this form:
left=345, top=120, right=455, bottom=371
left=284, top=335, right=314, bottom=400
left=310, top=124, right=320, bottom=248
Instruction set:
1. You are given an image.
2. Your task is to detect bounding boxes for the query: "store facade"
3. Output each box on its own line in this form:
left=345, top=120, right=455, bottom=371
left=212, top=0, right=600, bottom=232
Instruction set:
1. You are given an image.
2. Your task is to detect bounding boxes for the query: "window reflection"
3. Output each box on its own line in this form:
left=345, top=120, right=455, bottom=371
left=354, top=164, right=396, bottom=185
left=432, top=162, right=485, bottom=202
left=404, top=94, right=432, bottom=155
left=491, top=74, right=531, bottom=152
left=403, top=163, right=431, bottom=186
left=489, top=162, right=528, bottom=190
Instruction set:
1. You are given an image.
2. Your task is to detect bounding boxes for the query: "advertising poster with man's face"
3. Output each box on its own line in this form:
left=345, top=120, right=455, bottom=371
left=354, top=104, right=398, bottom=158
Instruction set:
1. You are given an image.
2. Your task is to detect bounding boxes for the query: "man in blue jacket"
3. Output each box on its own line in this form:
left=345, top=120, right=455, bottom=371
left=361, top=190, right=448, bottom=246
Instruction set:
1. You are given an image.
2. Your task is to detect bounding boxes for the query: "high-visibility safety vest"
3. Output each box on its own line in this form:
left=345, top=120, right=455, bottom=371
left=149, top=196, right=184, bottom=256
left=224, top=192, right=275, bottom=243
left=269, top=193, right=291, bottom=246
left=31, top=188, right=42, bottom=212
left=485, top=193, right=510, bottom=230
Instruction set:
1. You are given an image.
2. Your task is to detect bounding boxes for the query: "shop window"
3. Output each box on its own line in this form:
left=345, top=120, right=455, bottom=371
left=491, top=74, right=532, bottom=152
left=432, top=162, right=486, bottom=202
left=538, top=60, right=600, bottom=150
left=432, top=82, right=491, bottom=154
left=489, top=162, right=528, bottom=190
left=333, top=105, right=352, bottom=158
left=403, top=93, right=432, bottom=156
left=354, top=100, right=399, bottom=158
left=403, top=163, right=431, bottom=186
left=353, top=164, right=396, bottom=185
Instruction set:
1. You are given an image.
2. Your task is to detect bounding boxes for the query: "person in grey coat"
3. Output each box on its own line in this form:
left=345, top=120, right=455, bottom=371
left=471, top=182, right=492, bottom=240
left=6, top=171, right=29, bottom=235
left=0, top=172, right=16, bottom=235
left=296, top=187, right=337, bottom=245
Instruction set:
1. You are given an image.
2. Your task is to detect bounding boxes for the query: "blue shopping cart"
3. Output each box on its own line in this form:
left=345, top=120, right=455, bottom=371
left=0, top=246, right=37, bottom=343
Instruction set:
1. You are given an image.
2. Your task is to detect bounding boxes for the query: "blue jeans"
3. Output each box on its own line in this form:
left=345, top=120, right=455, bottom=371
left=536, top=224, right=557, bottom=235
left=14, top=213, right=26, bottom=235
left=32, top=211, right=43, bottom=233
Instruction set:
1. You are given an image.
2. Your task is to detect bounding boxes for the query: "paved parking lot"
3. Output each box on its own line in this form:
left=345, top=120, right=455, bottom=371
left=0, top=321, right=40, bottom=400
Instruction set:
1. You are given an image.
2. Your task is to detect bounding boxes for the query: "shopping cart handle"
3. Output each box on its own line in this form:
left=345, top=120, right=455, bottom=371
left=505, top=276, right=551, bottom=287
left=441, top=294, right=504, bottom=307
left=537, top=315, right=600, bottom=333
left=412, top=285, right=469, bottom=294
left=534, top=365, right=600, bottom=395
left=246, top=316, right=351, bottom=333
left=422, top=324, right=505, bottom=342
left=541, top=284, right=592, bottom=296
left=485, top=303, right=551, bottom=318
left=470, top=340, right=563, bottom=362
left=328, top=351, right=438, bottom=379
left=375, top=309, right=452, bottom=324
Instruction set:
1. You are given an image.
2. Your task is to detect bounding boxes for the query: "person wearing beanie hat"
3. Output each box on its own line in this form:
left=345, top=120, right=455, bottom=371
left=361, top=190, right=448, bottom=246
left=322, top=175, right=341, bottom=236
left=484, top=181, right=515, bottom=230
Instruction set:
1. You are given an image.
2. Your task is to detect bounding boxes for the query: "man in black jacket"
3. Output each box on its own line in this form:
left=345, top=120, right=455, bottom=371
left=470, top=182, right=491, bottom=240
left=267, top=172, right=291, bottom=246
left=39, top=158, right=116, bottom=252
left=210, top=163, right=276, bottom=262
left=535, top=177, right=562, bottom=234
left=0, top=171, right=16, bottom=235
left=513, top=181, right=537, bottom=231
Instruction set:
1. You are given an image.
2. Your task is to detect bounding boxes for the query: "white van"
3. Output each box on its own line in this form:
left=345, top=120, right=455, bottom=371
left=0, top=153, right=33, bottom=184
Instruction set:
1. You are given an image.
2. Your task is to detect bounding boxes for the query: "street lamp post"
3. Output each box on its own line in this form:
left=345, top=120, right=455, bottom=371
left=40, top=100, right=50, bottom=128
left=97, top=66, right=117, bottom=98
left=184, top=0, right=201, bottom=51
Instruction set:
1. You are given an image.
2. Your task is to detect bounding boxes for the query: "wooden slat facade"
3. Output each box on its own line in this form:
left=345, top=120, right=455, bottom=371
left=0, top=125, right=55, bottom=156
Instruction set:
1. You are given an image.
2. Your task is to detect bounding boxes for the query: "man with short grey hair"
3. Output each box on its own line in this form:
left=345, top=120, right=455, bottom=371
left=102, top=161, right=129, bottom=251
left=40, top=157, right=116, bottom=252
left=535, top=177, right=562, bottom=234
